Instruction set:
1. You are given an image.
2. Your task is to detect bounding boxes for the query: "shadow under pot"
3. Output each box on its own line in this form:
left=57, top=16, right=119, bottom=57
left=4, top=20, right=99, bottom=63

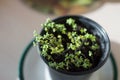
left=37, top=15, right=110, bottom=80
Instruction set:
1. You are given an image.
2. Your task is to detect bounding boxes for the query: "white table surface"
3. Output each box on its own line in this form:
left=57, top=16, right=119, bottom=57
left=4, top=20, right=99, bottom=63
left=0, top=0, right=120, bottom=80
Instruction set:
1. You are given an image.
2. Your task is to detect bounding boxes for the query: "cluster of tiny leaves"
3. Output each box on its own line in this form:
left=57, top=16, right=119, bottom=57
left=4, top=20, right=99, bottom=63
left=33, top=18, right=100, bottom=70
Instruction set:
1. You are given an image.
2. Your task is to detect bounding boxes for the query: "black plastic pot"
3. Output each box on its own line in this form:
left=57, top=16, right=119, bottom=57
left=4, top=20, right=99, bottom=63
left=38, top=15, right=111, bottom=80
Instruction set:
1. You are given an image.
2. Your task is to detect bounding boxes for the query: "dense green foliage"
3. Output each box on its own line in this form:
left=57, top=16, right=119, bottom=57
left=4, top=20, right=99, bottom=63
left=33, top=18, right=100, bottom=71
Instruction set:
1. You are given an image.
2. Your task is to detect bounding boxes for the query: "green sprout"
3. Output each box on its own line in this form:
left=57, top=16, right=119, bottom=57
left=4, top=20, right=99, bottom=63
left=89, top=51, right=93, bottom=56
left=80, top=28, right=87, bottom=34
left=82, top=59, right=92, bottom=68
left=66, top=18, right=77, bottom=30
left=91, top=43, right=99, bottom=50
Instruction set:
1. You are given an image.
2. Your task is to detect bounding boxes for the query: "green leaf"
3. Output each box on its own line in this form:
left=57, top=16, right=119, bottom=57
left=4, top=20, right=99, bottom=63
left=75, top=51, right=81, bottom=56
left=33, top=30, right=38, bottom=37
left=66, top=18, right=77, bottom=30
left=84, top=42, right=89, bottom=45
left=91, top=43, right=99, bottom=50
left=80, top=28, right=87, bottom=34
left=66, top=18, right=75, bottom=25
left=49, top=62, right=57, bottom=68
left=89, top=51, right=92, bottom=56
left=74, top=56, right=83, bottom=67
left=33, top=41, right=37, bottom=46
left=82, top=59, right=92, bottom=68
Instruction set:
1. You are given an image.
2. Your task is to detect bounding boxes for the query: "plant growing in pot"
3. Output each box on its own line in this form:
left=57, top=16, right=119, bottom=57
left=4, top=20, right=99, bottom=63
left=33, top=15, right=110, bottom=80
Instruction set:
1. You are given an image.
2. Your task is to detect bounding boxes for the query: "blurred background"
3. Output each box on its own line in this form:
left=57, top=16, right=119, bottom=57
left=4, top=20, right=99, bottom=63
left=22, top=0, right=105, bottom=15
left=0, top=0, right=120, bottom=80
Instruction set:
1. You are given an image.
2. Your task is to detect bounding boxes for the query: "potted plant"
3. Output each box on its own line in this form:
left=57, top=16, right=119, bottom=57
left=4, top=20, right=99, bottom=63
left=33, top=15, right=110, bottom=80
